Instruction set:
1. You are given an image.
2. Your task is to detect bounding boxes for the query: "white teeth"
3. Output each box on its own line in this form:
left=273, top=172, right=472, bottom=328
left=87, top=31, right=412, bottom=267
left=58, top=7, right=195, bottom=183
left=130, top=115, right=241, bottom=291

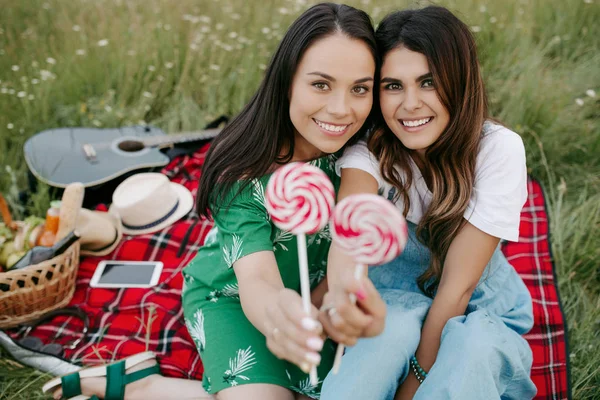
left=402, top=118, right=431, bottom=127
left=315, top=119, right=349, bottom=132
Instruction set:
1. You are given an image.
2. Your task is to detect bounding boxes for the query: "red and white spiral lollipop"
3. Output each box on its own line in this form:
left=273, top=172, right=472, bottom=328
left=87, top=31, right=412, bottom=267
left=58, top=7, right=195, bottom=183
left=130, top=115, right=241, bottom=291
left=265, top=162, right=335, bottom=384
left=266, top=162, right=334, bottom=234
left=329, top=193, right=408, bottom=373
left=331, top=194, right=408, bottom=266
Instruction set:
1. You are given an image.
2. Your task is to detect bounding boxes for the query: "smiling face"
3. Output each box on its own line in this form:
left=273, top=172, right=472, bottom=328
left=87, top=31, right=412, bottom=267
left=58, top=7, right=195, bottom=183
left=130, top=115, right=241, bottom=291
left=289, top=33, right=375, bottom=160
left=379, top=46, right=450, bottom=155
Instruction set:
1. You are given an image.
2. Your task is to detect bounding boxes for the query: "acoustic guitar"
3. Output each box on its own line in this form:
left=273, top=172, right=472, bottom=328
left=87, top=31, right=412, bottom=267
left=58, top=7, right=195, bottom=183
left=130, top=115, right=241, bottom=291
left=24, top=125, right=220, bottom=188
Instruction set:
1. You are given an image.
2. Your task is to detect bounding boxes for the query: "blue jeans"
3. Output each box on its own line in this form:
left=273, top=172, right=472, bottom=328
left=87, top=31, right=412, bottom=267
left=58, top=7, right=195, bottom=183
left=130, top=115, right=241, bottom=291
left=320, top=223, right=537, bottom=400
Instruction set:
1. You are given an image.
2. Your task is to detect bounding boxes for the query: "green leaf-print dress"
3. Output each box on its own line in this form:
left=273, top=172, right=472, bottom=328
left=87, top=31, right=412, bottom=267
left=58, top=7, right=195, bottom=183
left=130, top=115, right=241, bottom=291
left=182, top=156, right=338, bottom=398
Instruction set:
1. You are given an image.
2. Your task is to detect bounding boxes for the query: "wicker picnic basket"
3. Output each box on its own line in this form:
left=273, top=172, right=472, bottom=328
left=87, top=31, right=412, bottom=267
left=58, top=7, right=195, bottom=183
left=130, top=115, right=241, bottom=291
left=0, top=184, right=83, bottom=329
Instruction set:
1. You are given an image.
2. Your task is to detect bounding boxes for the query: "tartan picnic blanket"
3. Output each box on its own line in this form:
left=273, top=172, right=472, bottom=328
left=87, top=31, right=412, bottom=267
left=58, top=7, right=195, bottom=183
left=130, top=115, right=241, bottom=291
left=5, top=142, right=570, bottom=399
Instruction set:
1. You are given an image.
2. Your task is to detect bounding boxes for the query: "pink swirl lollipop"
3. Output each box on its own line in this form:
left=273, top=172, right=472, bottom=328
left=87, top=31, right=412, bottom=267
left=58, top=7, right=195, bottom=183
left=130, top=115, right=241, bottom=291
left=329, top=193, right=408, bottom=373
left=331, top=193, right=408, bottom=265
left=265, top=162, right=335, bottom=385
left=265, top=162, right=334, bottom=235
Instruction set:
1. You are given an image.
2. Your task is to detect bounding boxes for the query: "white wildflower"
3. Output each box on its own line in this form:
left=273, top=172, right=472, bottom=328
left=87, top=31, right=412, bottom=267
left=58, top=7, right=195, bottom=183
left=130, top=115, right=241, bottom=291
left=17, top=91, right=26, bottom=98
left=228, top=31, right=238, bottom=39
left=31, top=78, right=39, bottom=84
left=216, top=23, right=224, bottom=30
left=490, top=16, right=497, bottom=24
left=40, top=69, right=54, bottom=80
left=584, top=0, right=592, bottom=3
left=575, top=98, right=584, bottom=106
left=471, top=26, right=482, bottom=33
left=11, top=65, right=19, bottom=71
left=7, top=123, right=14, bottom=129
left=586, top=89, right=596, bottom=98
left=97, top=39, right=109, bottom=47
left=479, top=5, right=487, bottom=12
left=261, top=27, right=271, bottom=34
left=0, top=88, right=7, bottom=94
left=143, top=91, right=153, bottom=98
left=46, top=57, right=56, bottom=65
left=148, top=65, right=156, bottom=71
left=209, top=64, right=220, bottom=71
left=104, top=105, right=112, bottom=112
left=258, top=64, right=266, bottom=70
left=165, top=62, right=174, bottom=69
left=76, top=49, right=86, bottom=56
left=8, top=89, right=15, bottom=94
left=278, top=7, right=289, bottom=14
left=164, top=24, right=172, bottom=31
left=28, top=94, right=35, bottom=100
left=72, top=25, right=81, bottom=32
left=200, top=26, right=210, bottom=33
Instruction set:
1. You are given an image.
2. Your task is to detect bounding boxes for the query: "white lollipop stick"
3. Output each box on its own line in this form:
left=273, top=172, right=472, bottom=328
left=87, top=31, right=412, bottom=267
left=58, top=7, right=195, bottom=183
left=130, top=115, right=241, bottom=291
left=331, top=262, right=364, bottom=374
left=297, top=232, right=318, bottom=384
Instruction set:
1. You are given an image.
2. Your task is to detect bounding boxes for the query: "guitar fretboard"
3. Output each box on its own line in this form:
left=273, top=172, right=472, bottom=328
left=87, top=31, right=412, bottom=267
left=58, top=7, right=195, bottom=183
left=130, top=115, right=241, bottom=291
left=142, top=128, right=221, bottom=146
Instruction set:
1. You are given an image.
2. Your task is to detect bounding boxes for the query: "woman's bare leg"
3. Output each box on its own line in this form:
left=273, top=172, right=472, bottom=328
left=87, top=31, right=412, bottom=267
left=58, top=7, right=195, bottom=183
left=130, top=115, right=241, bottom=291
left=49, top=361, right=316, bottom=400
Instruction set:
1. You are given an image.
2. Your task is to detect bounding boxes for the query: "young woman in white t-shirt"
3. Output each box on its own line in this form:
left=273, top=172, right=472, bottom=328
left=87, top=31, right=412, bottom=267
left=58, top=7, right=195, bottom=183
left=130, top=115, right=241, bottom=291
left=319, top=6, right=537, bottom=400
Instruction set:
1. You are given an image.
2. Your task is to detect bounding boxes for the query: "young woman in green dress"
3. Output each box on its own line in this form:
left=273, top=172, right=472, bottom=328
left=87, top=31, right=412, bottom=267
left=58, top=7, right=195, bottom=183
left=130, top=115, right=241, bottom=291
left=181, top=3, right=386, bottom=399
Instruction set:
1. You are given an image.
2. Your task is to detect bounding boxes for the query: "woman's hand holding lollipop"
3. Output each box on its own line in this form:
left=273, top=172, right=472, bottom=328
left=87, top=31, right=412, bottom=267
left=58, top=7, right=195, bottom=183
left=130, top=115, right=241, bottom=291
left=329, top=194, right=408, bottom=373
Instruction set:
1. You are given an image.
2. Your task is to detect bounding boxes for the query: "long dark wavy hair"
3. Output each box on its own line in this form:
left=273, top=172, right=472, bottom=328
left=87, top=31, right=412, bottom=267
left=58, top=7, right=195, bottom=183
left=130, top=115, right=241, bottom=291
left=369, top=6, right=489, bottom=296
left=197, top=3, right=377, bottom=217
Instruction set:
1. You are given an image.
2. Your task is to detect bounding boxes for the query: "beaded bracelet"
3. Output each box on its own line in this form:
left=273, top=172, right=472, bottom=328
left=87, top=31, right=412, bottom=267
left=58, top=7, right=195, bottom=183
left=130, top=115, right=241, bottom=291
left=409, top=355, right=428, bottom=384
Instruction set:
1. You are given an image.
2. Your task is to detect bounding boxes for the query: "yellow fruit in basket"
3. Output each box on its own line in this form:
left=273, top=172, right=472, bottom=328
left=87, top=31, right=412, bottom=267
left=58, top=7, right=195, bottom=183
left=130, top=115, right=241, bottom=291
left=6, top=251, right=26, bottom=270
left=0, top=241, right=15, bottom=266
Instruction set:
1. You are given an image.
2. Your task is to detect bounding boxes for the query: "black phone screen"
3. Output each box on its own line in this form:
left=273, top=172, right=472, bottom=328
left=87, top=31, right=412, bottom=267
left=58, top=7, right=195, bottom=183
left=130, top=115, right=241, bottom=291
left=97, top=262, right=158, bottom=285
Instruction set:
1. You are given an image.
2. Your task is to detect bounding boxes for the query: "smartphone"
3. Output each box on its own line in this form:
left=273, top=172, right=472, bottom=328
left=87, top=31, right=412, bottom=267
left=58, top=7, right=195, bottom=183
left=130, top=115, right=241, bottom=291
left=90, top=260, right=163, bottom=288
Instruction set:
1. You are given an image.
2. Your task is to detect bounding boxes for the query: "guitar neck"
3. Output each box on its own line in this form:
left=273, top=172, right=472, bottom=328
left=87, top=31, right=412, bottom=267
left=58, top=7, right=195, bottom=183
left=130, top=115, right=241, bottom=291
left=143, top=128, right=221, bottom=147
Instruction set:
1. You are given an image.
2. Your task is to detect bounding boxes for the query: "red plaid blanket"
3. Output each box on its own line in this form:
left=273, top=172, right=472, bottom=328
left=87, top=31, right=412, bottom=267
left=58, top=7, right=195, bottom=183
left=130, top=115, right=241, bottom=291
left=6, top=143, right=570, bottom=399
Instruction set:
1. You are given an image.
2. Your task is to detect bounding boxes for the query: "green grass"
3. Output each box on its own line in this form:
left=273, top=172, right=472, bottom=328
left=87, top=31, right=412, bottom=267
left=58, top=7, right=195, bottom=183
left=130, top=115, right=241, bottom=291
left=1, top=0, right=598, bottom=398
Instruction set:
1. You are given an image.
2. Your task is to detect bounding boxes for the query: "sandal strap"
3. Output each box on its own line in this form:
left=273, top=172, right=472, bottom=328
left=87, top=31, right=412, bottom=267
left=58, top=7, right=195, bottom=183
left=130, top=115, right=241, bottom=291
left=61, top=372, right=83, bottom=398
left=125, top=364, right=161, bottom=385
left=105, top=360, right=126, bottom=400
left=105, top=361, right=160, bottom=400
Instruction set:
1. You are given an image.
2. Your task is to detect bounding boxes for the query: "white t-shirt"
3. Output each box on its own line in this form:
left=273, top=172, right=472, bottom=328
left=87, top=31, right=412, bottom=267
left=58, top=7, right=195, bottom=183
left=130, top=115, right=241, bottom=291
left=336, top=121, right=527, bottom=242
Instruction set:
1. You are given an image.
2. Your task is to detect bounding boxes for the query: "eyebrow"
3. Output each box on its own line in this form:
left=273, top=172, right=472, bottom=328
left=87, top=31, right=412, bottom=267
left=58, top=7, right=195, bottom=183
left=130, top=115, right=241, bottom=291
left=381, top=72, right=433, bottom=84
left=307, top=72, right=374, bottom=84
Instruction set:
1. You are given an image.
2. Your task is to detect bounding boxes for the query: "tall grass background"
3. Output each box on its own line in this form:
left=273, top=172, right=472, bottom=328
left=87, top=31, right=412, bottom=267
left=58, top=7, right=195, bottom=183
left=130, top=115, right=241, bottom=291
left=0, top=0, right=598, bottom=398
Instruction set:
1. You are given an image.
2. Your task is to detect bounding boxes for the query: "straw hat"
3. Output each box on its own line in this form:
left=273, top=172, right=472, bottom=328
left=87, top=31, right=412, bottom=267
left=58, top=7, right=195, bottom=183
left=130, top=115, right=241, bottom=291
left=77, top=208, right=123, bottom=256
left=58, top=183, right=123, bottom=256
left=109, top=173, right=194, bottom=236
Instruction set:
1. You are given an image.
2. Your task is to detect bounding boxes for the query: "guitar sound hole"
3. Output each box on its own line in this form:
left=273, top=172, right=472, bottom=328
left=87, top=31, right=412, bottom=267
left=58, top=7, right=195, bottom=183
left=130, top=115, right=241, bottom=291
left=118, top=140, right=145, bottom=152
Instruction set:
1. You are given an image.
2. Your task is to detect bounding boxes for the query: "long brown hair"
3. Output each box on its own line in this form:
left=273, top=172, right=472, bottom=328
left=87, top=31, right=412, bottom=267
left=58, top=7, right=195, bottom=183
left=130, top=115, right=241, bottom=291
left=196, top=3, right=377, bottom=217
left=370, top=6, right=488, bottom=296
